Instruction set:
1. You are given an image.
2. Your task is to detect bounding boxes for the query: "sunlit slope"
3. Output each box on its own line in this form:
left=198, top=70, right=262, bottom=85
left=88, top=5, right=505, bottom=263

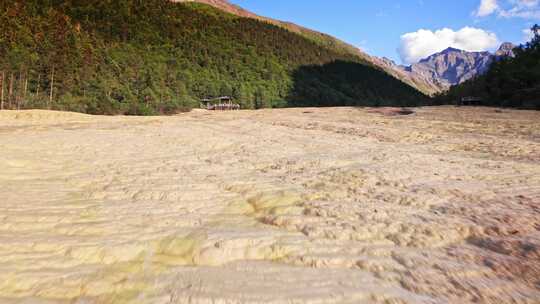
left=0, top=0, right=426, bottom=114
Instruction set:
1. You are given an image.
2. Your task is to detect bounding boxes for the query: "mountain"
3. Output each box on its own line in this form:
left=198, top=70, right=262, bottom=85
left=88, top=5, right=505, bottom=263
left=495, top=42, right=516, bottom=57
left=0, top=0, right=426, bottom=115
left=175, top=0, right=439, bottom=96
left=437, top=25, right=539, bottom=109
left=386, top=43, right=517, bottom=93
left=184, top=2, right=525, bottom=97
left=402, top=47, right=494, bottom=90
left=367, top=56, right=443, bottom=95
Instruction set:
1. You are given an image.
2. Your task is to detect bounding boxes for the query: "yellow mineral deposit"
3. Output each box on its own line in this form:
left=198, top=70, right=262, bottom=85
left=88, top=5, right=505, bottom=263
left=0, top=107, right=539, bottom=303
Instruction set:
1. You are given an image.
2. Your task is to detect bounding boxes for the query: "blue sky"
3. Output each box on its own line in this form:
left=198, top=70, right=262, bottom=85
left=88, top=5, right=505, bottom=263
left=231, top=0, right=540, bottom=64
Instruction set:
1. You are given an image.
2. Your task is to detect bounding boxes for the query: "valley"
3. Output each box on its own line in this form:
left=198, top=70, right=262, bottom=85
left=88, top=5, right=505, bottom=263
left=1, top=1, right=539, bottom=303
left=1, top=107, right=539, bottom=303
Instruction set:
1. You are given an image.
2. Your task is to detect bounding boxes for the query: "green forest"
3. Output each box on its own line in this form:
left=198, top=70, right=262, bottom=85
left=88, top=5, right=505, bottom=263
left=0, top=0, right=427, bottom=115
left=437, top=25, right=540, bottom=110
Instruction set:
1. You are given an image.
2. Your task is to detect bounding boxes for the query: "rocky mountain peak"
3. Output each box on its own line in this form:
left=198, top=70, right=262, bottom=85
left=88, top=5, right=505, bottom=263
left=495, top=42, right=516, bottom=57
left=442, top=47, right=462, bottom=53
left=391, top=42, right=516, bottom=93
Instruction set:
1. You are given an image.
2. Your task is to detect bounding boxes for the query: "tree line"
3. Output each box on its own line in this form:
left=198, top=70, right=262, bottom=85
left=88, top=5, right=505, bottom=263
left=0, top=67, right=56, bottom=110
left=0, top=0, right=427, bottom=115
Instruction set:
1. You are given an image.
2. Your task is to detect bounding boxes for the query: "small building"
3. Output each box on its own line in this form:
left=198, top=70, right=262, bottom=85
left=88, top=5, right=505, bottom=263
left=201, top=96, right=240, bottom=111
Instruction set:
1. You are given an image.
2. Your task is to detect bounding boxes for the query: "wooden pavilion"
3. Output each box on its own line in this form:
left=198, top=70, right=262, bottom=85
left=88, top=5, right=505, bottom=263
left=201, top=96, right=240, bottom=111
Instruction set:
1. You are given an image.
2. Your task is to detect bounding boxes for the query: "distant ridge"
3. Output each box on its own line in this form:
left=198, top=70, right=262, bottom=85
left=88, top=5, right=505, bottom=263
left=378, top=43, right=516, bottom=93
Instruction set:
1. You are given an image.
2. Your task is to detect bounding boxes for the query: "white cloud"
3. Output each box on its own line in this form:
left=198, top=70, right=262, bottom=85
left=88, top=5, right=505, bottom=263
left=500, top=1, right=540, bottom=18
left=474, top=0, right=540, bottom=19
left=476, top=0, right=499, bottom=16
left=399, top=27, right=500, bottom=64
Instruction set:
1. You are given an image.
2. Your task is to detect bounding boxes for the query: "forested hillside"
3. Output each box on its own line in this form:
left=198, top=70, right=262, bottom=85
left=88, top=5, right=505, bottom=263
left=0, top=0, right=426, bottom=115
left=437, top=25, right=540, bottom=110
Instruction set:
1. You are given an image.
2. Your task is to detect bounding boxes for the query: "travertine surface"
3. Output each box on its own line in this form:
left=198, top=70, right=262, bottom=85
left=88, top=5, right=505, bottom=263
left=0, top=107, right=539, bottom=303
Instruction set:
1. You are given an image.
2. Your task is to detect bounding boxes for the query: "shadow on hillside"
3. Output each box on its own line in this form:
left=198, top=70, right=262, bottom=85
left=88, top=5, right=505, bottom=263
left=285, top=60, right=427, bottom=108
